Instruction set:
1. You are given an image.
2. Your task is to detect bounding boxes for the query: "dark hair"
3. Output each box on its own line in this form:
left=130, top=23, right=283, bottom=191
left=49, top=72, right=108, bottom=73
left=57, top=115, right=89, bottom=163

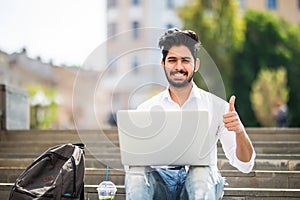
left=158, top=28, right=201, bottom=63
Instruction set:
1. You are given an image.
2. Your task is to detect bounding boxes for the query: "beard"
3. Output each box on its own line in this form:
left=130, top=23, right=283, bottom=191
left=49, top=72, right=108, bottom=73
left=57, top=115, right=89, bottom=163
left=164, top=68, right=194, bottom=88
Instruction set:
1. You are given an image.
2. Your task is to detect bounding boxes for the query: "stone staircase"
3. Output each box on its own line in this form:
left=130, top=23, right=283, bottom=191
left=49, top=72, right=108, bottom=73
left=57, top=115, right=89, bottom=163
left=0, top=128, right=300, bottom=199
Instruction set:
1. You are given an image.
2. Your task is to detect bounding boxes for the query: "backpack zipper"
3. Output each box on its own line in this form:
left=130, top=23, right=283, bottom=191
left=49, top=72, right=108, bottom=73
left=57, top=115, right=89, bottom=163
left=70, top=156, right=77, bottom=196
left=13, top=186, right=54, bottom=198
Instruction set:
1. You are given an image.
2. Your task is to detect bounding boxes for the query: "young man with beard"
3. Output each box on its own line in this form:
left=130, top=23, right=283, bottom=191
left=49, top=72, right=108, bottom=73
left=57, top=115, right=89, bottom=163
left=125, top=29, right=256, bottom=200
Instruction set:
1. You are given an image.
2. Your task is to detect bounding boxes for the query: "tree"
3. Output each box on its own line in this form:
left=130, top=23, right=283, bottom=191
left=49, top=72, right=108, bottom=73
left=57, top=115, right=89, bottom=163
left=25, top=84, right=58, bottom=129
left=178, top=0, right=245, bottom=95
left=250, top=67, right=289, bottom=126
left=232, top=10, right=300, bottom=126
left=283, top=23, right=300, bottom=127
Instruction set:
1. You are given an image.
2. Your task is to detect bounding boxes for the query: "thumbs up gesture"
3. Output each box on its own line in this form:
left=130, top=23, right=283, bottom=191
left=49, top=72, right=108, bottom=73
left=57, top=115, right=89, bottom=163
left=229, top=95, right=236, bottom=112
left=223, top=95, right=245, bottom=134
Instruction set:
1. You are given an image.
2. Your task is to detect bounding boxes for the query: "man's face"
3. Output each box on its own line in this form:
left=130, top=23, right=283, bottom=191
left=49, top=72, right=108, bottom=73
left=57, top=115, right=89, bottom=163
left=162, top=45, right=197, bottom=88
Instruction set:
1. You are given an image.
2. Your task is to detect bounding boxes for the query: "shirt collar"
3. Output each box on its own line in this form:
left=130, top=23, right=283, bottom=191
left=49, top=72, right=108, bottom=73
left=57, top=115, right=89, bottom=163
left=161, top=82, right=202, bottom=103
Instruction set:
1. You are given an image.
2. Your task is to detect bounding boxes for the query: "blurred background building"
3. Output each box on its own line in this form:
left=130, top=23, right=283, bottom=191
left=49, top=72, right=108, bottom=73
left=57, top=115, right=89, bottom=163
left=104, top=0, right=188, bottom=126
left=237, top=0, right=300, bottom=26
left=0, top=0, right=299, bottom=129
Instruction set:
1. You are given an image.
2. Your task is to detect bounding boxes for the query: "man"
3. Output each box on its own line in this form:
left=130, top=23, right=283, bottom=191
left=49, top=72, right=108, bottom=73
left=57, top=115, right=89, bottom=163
left=125, top=28, right=256, bottom=199
left=275, top=100, right=289, bottom=127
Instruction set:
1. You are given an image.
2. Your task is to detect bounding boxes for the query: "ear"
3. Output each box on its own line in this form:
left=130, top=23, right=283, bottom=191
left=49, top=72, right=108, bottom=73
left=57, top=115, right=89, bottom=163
left=194, top=58, right=200, bottom=72
left=161, top=60, right=165, bottom=69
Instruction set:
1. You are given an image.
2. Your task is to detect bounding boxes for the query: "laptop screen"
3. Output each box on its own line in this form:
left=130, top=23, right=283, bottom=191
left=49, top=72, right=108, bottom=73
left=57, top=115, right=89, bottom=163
left=117, top=110, right=213, bottom=166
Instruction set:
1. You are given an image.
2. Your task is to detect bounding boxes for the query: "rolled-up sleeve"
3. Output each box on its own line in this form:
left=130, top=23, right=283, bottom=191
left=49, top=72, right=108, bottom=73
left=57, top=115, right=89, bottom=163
left=218, top=103, right=256, bottom=173
left=219, top=125, right=256, bottom=173
left=231, top=149, right=256, bottom=173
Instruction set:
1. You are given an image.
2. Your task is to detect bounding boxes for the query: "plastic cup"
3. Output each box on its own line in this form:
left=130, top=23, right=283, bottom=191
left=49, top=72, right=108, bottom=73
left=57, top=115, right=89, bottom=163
left=96, top=181, right=117, bottom=200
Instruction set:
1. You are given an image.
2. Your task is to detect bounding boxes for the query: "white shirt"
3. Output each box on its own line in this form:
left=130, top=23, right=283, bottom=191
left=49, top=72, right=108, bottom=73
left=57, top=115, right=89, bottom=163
left=137, top=83, right=255, bottom=173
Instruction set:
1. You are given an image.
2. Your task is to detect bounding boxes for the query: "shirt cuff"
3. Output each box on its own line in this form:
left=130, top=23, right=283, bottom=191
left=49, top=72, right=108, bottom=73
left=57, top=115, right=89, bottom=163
left=233, top=149, right=256, bottom=173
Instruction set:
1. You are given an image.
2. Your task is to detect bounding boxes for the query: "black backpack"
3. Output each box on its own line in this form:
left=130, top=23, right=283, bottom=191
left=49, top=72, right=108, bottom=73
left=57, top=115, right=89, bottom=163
left=9, top=143, right=85, bottom=200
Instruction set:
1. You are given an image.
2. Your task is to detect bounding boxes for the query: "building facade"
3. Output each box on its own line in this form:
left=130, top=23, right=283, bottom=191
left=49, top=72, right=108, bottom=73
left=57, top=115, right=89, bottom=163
left=238, top=0, right=300, bottom=27
left=0, top=49, right=106, bottom=129
left=105, top=0, right=188, bottom=117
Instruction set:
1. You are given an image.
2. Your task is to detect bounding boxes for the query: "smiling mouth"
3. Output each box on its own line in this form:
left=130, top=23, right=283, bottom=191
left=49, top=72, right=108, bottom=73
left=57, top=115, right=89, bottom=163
left=170, top=70, right=188, bottom=77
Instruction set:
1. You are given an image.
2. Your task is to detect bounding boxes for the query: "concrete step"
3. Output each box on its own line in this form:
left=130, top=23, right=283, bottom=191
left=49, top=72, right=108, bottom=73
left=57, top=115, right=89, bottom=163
left=1, top=128, right=299, bottom=199
left=1, top=150, right=300, bottom=161
left=0, top=183, right=126, bottom=200
left=1, top=129, right=118, bottom=143
left=222, top=187, right=300, bottom=199
left=83, top=169, right=300, bottom=189
left=222, top=170, right=300, bottom=189
left=241, top=141, right=300, bottom=154
left=219, top=157, right=300, bottom=171
left=246, top=128, right=300, bottom=141
left=0, top=141, right=120, bottom=148
left=84, top=186, right=300, bottom=200
left=1, top=152, right=300, bottom=161
left=1, top=183, right=300, bottom=200
left=0, top=155, right=300, bottom=171
left=2, top=128, right=300, bottom=143
left=1, top=167, right=299, bottom=189
left=1, top=140, right=300, bottom=155
left=0, top=143, right=120, bottom=158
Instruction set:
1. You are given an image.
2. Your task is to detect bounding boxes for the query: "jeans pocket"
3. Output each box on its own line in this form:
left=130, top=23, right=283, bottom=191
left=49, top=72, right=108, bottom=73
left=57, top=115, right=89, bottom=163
left=213, top=172, right=225, bottom=199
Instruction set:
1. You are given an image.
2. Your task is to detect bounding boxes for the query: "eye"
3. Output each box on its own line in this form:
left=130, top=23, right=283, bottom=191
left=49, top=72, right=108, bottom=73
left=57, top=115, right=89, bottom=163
left=182, top=59, right=191, bottom=64
left=167, top=59, right=177, bottom=63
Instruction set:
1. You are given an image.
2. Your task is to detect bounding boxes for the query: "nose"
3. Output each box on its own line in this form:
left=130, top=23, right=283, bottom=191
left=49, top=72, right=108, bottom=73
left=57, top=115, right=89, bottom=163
left=174, top=60, right=184, bottom=71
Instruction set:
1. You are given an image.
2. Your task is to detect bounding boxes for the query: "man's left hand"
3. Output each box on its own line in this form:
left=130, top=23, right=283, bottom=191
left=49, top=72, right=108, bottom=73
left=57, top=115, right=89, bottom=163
left=223, top=95, right=245, bottom=134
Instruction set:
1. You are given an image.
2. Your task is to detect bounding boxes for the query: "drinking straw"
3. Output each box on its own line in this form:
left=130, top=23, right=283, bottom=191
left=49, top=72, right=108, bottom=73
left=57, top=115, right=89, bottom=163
left=105, top=165, right=109, bottom=181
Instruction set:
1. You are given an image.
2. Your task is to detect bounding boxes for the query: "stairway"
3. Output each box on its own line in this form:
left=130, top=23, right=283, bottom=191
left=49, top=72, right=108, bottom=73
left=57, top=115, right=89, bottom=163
left=0, top=128, right=300, bottom=199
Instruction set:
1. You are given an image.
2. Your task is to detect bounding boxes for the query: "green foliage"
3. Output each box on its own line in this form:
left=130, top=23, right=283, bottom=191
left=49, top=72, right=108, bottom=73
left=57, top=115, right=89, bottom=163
left=232, top=10, right=300, bottom=126
left=24, top=84, right=58, bottom=129
left=178, top=0, right=245, bottom=94
left=179, top=3, right=300, bottom=126
left=250, top=67, right=289, bottom=126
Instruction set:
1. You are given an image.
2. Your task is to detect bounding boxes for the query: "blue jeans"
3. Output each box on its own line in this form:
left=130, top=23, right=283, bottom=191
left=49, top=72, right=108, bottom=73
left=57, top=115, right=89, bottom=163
left=125, top=166, right=224, bottom=200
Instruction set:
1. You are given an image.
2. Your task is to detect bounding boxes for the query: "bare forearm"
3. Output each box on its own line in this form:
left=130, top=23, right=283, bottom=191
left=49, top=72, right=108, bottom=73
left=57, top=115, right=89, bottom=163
left=224, top=96, right=254, bottom=162
left=235, top=129, right=254, bottom=162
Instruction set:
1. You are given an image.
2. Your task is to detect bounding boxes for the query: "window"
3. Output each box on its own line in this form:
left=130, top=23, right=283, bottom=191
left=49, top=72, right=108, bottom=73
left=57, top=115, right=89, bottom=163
left=132, top=21, right=139, bottom=39
left=267, top=0, right=277, bottom=10
left=166, top=0, right=174, bottom=9
left=108, top=23, right=117, bottom=37
left=237, top=0, right=246, bottom=10
left=132, top=56, right=139, bottom=73
left=108, top=56, right=118, bottom=74
left=107, top=0, right=117, bottom=8
left=132, top=0, right=140, bottom=6
left=166, top=24, right=174, bottom=29
left=298, top=0, right=300, bottom=9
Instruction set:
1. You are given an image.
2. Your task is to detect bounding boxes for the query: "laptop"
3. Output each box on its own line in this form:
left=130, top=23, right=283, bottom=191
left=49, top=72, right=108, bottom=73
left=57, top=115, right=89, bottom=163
left=116, top=110, right=213, bottom=166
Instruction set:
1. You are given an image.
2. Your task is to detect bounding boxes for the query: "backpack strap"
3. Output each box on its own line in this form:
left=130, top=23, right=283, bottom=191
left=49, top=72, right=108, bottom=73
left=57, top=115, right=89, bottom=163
left=80, top=184, right=84, bottom=200
left=73, top=143, right=85, bottom=199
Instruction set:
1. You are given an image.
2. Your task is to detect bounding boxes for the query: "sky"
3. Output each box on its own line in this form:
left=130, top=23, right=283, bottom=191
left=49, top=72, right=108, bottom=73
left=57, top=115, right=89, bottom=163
left=0, top=0, right=106, bottom=66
